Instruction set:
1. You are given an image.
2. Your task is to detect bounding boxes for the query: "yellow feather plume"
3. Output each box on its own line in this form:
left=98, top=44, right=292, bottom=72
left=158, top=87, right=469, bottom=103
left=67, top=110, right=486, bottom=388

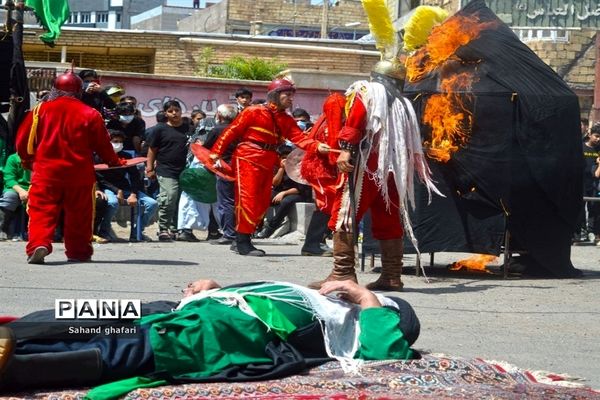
left=403, top=6, right=449, bottom=52
left=361, top=0, right=397, bottom=60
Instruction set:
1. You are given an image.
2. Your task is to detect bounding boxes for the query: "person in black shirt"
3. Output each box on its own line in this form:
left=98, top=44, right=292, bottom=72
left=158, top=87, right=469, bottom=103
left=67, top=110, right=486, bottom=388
left=146, top=101, right=189, bottom=241
left=190, top=110, right=206, bottom=134
left=581, top=117, right=590, bottom=140
left=235, top=87, right=253, bottom=112
left=574, top=125, right=600, bottom=243
left=78, top=69, right=116, bottom=115
left=292, top=108, right=314, bottom=132
left=96, top=130, right=158, bottom=242
left=106, top=102, right=145, bottom=155
left=256, top=145, right=312, bottom=239
left=204, top=104, right=238, bottom=245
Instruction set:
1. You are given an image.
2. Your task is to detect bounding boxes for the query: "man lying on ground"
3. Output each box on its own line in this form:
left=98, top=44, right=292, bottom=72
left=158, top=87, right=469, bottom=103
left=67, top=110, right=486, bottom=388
left=0, top=280, right=420, bottom=399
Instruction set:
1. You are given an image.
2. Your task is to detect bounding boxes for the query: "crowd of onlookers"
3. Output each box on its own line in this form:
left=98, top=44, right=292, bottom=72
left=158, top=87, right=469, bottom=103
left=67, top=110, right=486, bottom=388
left=575, top=118, right=600, bottom=246
left=5, top=69, right=597, bottom=250
left=0, top=71, right=331, bottom=256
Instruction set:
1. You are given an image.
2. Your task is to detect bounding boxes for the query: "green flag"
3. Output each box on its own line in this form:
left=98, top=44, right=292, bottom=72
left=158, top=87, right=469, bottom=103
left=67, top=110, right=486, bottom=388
left=25, top=0, right=70, bottom=45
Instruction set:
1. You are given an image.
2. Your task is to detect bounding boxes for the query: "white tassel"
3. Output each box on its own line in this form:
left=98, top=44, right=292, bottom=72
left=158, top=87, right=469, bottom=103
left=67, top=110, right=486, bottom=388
left=345, top=81, right=444, bottom=280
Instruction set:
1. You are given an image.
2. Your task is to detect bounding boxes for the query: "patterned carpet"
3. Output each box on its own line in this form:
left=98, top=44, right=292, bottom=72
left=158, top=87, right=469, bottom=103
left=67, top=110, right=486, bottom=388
left=5, top=355, right=599, bottom=399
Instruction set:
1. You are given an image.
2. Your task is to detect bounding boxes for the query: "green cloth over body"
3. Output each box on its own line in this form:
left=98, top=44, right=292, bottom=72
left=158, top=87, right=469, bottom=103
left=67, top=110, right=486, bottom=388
left=86, top=285, right=313, bottom=400
left=86, top=284, right=413, bottom=400
left=355, top=307, right=413, bottom=360
left=25, top=0, right=70, bottom=45
left=179, top=167, right=217, bottom=203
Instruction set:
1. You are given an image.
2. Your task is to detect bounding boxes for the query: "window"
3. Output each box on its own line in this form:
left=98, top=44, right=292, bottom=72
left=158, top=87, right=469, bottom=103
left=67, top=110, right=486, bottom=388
left=116, top=13, right=121, bottom=23
left=80, top=12, right=91, bottom=23
left=97, top=12, right=109, bottom=23
left=68, top=12, right=78, bottom=24
left=514, top=28, right=569, bottom=43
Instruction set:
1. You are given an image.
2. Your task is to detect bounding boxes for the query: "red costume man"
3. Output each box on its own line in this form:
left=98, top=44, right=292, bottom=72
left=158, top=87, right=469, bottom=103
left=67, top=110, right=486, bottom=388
left=300, top=93, right=345, bottom=216
left=16, top=69, right=122, bottom=264
left=210, top=77, right=329, bottom=256
left=309, top=61, right=440, bottom=291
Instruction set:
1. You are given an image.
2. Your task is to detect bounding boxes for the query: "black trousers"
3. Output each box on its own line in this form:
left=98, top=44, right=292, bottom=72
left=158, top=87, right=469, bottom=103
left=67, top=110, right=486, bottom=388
left=216, top=177, right=236, bottom=239
left=15, top=325, right=154, bottom=382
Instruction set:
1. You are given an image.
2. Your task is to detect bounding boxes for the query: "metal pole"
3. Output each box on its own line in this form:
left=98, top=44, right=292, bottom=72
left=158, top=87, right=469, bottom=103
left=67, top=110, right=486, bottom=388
left=592, top=34, right=600, bottom=122
left=503, top=229, right=510, bottom=279
left=292, top=0, right=296, bottom=37
left=15, top=0, right=24, bottom=27
left=320, top=0, right=329, bottom=39
left=5, top=0, right=15, bottom=32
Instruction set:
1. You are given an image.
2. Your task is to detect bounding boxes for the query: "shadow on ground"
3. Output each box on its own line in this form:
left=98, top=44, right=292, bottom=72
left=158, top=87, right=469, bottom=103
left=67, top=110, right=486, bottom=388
left=37, top=259, right=199, bottom=267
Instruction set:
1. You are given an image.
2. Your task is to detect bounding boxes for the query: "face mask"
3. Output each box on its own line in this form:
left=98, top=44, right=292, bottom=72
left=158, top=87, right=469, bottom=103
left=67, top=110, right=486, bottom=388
left=112, top=142, right=123, bottom=153
left=284, top=139, right=296, bottom=148
left=296, top=120, right=308, bottom=131
left=119, top=115, right=134, bottom=124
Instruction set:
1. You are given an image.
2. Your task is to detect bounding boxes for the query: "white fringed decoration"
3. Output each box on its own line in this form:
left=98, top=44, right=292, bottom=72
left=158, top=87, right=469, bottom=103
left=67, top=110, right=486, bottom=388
left=177, top=281, right=402, bottom=375
left=344, top=81, right=443, bottom=278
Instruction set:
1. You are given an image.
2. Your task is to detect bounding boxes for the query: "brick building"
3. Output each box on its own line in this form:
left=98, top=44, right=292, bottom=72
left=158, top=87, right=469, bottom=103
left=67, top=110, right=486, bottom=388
left=175, top=0, right=371, bottom=40
left=21, top=27, right=380, bottom=76
left=11, top=0, right=600, bottom=117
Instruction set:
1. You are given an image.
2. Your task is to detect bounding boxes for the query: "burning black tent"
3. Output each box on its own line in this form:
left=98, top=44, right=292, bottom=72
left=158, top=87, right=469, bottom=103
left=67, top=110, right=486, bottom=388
left=404, top=0, right=583, bottom=277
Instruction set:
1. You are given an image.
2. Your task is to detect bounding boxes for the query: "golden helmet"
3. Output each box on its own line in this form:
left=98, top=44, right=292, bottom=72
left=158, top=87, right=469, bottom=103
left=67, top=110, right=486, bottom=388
left=371, top=59, right=406, bottom=81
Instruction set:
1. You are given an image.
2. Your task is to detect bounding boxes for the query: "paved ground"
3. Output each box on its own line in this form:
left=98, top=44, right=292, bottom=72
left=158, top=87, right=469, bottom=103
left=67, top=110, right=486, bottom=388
left=1, top=232, right=599, bottom=390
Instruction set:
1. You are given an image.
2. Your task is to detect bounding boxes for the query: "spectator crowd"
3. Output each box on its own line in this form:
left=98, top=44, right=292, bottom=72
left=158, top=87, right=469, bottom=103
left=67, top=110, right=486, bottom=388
left=574, top=119, right=600, bottom=246
left=1, top=68, right=597, bottom=259
left=0, top=70, right=332, bottom=258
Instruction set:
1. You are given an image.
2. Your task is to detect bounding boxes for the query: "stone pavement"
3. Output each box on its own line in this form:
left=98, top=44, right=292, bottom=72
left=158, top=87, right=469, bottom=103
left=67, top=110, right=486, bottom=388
left=1, top=233, right=599, bottom=390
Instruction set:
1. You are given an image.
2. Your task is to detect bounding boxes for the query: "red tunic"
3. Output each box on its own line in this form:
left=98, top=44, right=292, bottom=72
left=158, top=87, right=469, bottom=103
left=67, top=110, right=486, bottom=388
left=16, top=97, right=119, bottom=186
left=300, top=93, right=346, bottom=215
left=330, top=93, right=403, bottom=240
left=211, top=104, right=319, bottom=234
left=16, top=96, right=120, bottom=260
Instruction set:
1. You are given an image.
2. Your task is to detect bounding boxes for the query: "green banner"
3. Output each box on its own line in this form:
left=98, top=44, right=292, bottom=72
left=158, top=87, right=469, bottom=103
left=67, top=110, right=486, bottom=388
left=25, top=0, right=70, bottom=45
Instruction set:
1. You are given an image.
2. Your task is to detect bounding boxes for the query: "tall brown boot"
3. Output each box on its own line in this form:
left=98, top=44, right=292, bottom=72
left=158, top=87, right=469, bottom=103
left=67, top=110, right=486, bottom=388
left=366, top=238, right=404, bottom=291
left=308, top=231, right=357, bottom=289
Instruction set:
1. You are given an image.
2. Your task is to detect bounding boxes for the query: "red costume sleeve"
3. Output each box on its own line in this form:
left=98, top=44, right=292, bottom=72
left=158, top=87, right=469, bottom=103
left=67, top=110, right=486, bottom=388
left=211, top=109, right=251, bottom=156
left=338, top=94, right=368, bottom=145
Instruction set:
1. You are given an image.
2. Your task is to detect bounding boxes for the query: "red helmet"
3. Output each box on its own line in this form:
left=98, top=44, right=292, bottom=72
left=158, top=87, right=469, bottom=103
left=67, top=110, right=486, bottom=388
left=54, top=69, right=83, bottom=94
left=267, top=78, right=296, bottom=93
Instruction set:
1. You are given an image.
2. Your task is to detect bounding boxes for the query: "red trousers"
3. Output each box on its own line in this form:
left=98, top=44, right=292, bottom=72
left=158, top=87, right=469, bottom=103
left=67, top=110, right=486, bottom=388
left=233, top=143, right=279, bottom=234
left=27, top=182, right=95, bottom=260
left=329, top=154, right=403, bottom=240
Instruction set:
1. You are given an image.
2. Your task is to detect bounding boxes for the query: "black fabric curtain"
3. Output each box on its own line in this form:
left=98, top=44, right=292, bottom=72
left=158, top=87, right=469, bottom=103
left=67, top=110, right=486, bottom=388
left=7, top=5, right=30, bottom=155
left=403, top=0, right=582, bottom=277
left=0, top=36, right=12, bottom=107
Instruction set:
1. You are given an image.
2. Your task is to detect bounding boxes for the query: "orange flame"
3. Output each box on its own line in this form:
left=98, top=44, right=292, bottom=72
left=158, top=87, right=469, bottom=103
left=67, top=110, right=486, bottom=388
left=422, top=72, right=476, bottom=162
left=449, top=254, right=497, bottom=273
left=406, top=13, right=498, bottom=162
left=406, top=14, right=496, bottom=83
